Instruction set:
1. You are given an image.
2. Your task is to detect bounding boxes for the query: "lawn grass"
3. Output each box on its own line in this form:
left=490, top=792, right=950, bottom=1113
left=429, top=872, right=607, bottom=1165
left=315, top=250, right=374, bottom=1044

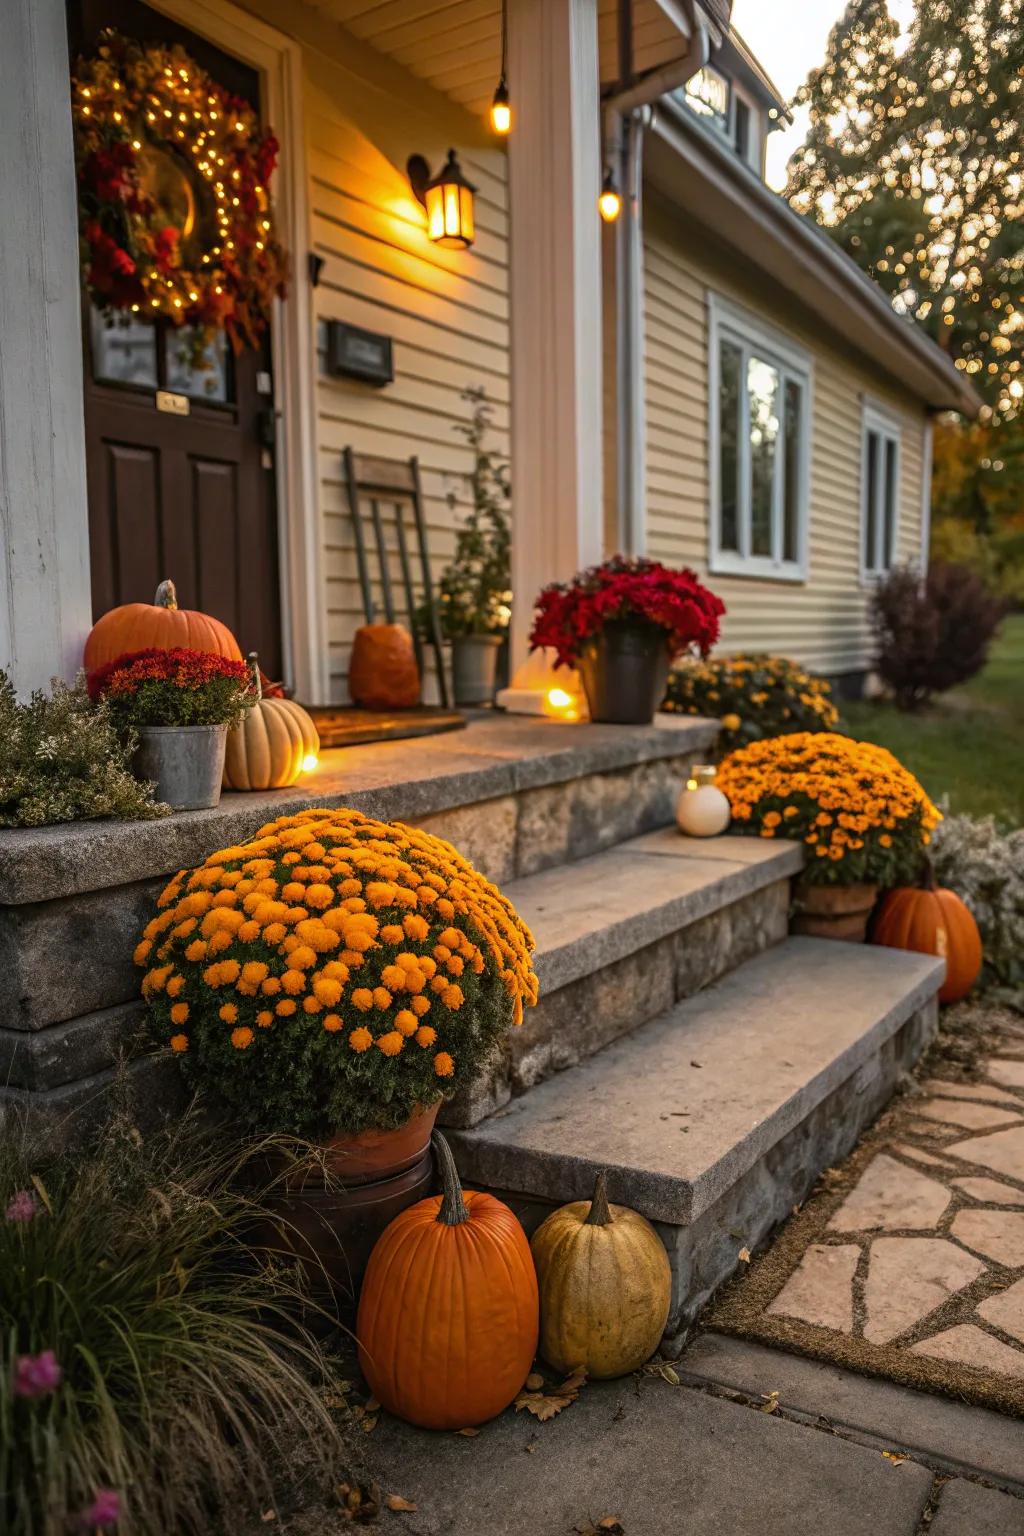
left=842, top=613, right=1024, bottom=825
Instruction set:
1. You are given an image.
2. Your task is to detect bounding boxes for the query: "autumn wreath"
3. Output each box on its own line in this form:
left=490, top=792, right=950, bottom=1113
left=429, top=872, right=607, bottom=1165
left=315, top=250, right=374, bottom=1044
left=72, top=30, right=287, bottom=350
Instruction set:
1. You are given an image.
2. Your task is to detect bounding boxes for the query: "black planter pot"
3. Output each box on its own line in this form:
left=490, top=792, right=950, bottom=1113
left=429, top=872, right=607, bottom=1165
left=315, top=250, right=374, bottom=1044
left=577, top=620, right=671, bottom=725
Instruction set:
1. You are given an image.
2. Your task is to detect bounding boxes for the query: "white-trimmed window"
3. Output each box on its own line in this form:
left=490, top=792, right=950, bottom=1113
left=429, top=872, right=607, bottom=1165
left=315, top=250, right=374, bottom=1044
left=708, top=295, right=811, bottom=581
left=861, top=402, right=901, bottom=579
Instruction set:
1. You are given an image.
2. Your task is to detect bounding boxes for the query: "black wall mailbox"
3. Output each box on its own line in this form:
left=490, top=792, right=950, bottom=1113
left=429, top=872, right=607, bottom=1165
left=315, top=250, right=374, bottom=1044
left=326, top=320, right=394, bottom=387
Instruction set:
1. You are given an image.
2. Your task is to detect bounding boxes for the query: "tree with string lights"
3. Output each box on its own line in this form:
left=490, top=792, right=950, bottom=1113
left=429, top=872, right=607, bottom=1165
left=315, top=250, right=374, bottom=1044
left=785, top=0, right=1024, bottom=418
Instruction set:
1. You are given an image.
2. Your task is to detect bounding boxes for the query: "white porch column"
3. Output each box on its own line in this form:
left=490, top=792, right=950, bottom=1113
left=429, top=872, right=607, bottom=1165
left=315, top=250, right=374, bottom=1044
left=0, top=0, right=92, bottom=696
left=506, top=0, right=604, bottom=676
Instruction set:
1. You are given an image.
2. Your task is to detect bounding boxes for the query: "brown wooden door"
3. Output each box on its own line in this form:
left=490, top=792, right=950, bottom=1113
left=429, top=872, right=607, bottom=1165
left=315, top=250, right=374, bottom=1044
left=71, top=0, right=284, bottom=678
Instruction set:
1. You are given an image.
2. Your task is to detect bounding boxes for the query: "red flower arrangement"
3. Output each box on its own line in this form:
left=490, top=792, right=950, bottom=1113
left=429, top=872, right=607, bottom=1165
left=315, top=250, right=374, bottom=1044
left=88, top=648, right=252, bottom=729
left=73, top=32, right=287, bottom=352
left=529, top=556, right=725, bottom=669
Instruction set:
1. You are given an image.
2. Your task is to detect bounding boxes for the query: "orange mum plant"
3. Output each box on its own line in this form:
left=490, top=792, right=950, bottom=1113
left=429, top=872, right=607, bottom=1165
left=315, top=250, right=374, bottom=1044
left=717, top=732, right=941, bottom=886
left=136, top=808, right=538, bottom=1136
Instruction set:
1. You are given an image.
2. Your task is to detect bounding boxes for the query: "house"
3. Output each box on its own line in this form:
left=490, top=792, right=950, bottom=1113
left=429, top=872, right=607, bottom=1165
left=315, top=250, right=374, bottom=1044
left=1, top=0, right=977, bottom=706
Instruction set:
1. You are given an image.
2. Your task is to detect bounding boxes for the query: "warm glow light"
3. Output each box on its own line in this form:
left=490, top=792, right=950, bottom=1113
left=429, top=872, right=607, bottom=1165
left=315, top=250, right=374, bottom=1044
left=301, top=753, right=319, bottom=773
left=490, top=77, right=511, bottom=135
left=547, top=688, right=573, bottom=709
left=598, top=170, right=622, bottom=223
left=422, top=148, right=476, bottom=249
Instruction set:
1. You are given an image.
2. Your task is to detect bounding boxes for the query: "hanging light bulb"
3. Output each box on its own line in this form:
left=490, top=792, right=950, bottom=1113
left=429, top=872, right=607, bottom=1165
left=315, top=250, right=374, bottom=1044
left=490, top=0, right=511, bottom=135
left=598, top=167, right=622, bottom=222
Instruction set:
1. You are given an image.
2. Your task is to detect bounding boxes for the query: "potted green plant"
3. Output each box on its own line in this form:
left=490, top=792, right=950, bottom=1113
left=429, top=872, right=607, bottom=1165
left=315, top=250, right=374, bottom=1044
left=88, top=647, right=250, bottom=810
left=530, top=556, right=725, bottom=725
left=436, top=387, right=511, bottom=705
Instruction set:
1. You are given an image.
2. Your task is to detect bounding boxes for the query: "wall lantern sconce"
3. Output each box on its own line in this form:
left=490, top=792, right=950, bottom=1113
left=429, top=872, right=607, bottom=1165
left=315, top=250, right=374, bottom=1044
left=407, top=149, right=477, bottom=249
left=598, top=167, right=622, bottom=223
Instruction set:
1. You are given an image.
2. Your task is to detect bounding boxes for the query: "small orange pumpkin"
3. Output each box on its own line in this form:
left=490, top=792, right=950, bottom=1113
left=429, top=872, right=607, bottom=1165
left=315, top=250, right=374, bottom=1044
left=872, top=866, right=983, bottom=1004
left=223, top=654, right=320, bottom=791
left=348, top=623, right=420, bottom=710
left=84, top=579, right=243, bottom=670
left=357, top=1132, right=539, bottom=1429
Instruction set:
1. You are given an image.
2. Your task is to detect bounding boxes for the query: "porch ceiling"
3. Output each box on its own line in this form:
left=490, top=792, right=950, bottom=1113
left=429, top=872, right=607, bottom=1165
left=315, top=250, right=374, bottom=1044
left=304, top=0, right=695, bottom=119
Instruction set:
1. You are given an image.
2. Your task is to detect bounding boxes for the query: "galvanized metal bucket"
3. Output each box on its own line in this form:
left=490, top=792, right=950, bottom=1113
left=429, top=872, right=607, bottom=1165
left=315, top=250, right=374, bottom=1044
left=451, top=633, right=503, bottom=706
left=135, top=724, right=228, bottom=811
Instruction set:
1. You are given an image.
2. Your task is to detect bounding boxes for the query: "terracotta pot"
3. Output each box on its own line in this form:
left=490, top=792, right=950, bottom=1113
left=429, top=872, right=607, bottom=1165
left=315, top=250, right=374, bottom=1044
left=790, top=881, right=879, bottom=943
left=317, top=1099, right=440, bottom=1185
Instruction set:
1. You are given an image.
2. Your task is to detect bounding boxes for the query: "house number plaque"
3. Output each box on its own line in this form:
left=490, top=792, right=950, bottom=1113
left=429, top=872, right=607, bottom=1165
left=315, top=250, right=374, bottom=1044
left=156, top=390, right=190, bottom=416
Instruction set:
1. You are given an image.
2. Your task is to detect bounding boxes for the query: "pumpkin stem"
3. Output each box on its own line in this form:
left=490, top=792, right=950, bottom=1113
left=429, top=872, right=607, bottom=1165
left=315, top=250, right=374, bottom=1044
left=247, top=651, right=263, bottom=705
left=154, top=579, right=178, bottom=611
left=585, top=1170, right=613, bottom=1227
left=432, top=1131, right=470, bottom=1227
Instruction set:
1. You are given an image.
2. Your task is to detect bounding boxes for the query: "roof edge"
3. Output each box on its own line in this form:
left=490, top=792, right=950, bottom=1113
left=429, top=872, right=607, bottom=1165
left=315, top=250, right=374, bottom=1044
left=648, top=98, right=981, bottom=418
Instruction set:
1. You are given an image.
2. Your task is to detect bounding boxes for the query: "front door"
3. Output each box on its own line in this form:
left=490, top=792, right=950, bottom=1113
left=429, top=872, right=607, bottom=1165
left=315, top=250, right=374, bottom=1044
left=70, top=0, right=284, bottom=679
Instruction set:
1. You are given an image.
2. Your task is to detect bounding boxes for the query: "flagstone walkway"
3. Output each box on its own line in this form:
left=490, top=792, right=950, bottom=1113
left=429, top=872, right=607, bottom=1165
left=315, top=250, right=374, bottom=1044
left=711, top=1004, right=1024, bottom=1414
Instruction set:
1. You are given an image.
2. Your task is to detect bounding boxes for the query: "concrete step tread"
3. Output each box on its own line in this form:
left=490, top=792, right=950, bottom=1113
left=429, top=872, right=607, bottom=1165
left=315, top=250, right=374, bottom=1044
left=510, top=828, right=802, bottom=991
left=451, top=937, right=944, bottom=1225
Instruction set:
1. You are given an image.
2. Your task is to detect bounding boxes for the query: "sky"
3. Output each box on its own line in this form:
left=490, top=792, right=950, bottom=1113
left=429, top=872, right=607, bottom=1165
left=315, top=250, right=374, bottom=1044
left=729, top=0, right=916, bottom=190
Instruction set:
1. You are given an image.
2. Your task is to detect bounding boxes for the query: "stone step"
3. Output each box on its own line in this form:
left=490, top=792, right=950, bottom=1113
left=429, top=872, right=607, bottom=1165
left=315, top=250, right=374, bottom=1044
left=449, top=937, right=944, bottom=1337
left=439, top=829, right=802, bottom=1126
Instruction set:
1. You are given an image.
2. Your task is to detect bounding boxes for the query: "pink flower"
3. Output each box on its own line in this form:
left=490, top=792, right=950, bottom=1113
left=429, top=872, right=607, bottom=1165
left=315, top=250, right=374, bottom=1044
left=13, top=1350, right=62, bottom=1398
left=80, top=1489, right=122, bottom=1529
left=5, top=1189, right=39, bottom=1222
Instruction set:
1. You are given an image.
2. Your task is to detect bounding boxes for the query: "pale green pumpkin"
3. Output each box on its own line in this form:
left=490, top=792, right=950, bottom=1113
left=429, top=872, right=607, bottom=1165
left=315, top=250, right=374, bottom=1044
left=530, top=1171, right=671, bottom=1379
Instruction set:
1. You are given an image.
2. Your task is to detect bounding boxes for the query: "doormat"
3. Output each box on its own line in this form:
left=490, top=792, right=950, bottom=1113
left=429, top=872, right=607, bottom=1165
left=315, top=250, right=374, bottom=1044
left=708, top=1002, right=1024, bottom=1417
left=303, top=705, right=466, bottom=749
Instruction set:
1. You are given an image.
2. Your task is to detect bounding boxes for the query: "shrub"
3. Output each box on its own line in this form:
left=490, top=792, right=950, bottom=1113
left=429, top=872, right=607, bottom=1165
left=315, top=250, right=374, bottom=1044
left=0, top=672, right=168, bottom=828
left=871, top=561, right=1007, bottom=710
left=529, top=556, right=724, bottom=669
left=662, top=653, right=838, bottom=752
left=434, top=386, right=512, bottom=638
left=87, top=647, right=251, bottom=728
left=1, top=1105, right=347, bottom=1536
left=930, top=813, right=1024, bottom=998
left=717, top=731, right=941, bottom=886
left=139, top=806, right=539, bottom=1137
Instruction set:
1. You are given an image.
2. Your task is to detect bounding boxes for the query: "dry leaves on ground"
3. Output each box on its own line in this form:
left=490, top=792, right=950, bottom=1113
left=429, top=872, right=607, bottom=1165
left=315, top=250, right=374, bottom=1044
left=881, top=1451, right=910, bottom=1466
left=574, top=1519, right=625, bottom=1535
left=760, top=1391, right=780, bottom=1415
left=515, top=1367, right=587, bottom=1421
left=385, top=1494, right=418, bottom=1512
left=335, top=1481, right=381, bottom=1523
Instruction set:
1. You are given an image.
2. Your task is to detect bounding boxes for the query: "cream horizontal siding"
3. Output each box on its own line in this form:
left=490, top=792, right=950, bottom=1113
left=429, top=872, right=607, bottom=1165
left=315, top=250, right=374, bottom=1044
left=643, top=194, right=931, bottom=678
left=237, top=0, right=510, bottom=701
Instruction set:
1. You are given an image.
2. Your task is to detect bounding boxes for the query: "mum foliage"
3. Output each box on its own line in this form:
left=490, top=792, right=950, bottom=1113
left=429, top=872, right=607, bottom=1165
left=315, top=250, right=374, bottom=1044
left=88, top=647, right=251, bottom=728
left=930, top=813, right=1024, bottom=1001
left=529, top=556, right=724, bottom=670
left=1, top=1106, right=346, bottom=1536
left=0, top=672, right=167, bottom=828
left=139, top=807, right=538, bottom=1136
left=717, top=732, right=941, bottom=887
left=663, top=653, right=838, bottom=753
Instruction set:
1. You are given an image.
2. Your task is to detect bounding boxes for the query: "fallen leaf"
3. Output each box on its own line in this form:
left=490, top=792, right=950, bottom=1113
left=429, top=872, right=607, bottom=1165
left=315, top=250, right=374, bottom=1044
left=882, top=1451, right=909, bottom=1466
left=336, top=1481, right=381, bottom=1522
left=525, top=1372, right=545, bottom=1391
left=761, top=1391, right=780, bottom=1415
left=690, top=1060, right=703, bottom=1069
left=658, top=1363, right=680, bottom=1386
left=365, top=1396, right=381, bottom=1413
left=515, top=1367, right=587, bottom=1421
left=738, top=1247, right=751, bottom=1263
left=260, top=1512, right=277, bottom=1523
left=456, top=1426, right=480, bottom=1437
left=574, top=1520, right=626, bottom=1535
left=385, top=1494, right=418, bottom=1512
left=361, top=1414, right=378, bottom=1434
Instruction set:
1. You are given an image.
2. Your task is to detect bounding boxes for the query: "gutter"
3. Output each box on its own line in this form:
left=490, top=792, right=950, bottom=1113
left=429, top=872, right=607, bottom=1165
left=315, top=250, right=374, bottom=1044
left=648, top=95, right=981, bottom=418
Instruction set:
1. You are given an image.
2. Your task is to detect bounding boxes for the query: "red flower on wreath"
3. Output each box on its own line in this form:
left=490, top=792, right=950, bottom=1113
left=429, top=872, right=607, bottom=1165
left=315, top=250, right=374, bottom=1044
left=529, top=556, right=725, bottom=670
left=153, top=225, right=180, bottom=276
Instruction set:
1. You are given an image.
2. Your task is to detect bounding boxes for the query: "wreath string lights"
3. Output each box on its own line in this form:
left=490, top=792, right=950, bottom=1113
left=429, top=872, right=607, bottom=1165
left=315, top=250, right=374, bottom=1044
left=73, top=30, right=288, bottom=352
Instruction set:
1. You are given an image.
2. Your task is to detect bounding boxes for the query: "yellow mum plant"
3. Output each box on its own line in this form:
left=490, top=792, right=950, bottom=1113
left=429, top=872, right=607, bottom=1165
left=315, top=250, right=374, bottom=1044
left=717, top=732, right=941, bottom=887
left=662, top=653, right=839, bottom=753
left=137, top=807, right=538, bottom=1135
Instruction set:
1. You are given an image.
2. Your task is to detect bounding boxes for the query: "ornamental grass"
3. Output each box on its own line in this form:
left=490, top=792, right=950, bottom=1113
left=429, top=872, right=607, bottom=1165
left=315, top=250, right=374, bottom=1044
left=139, top=807, right=538, bottom=1137
left=717, top=732, right=941, bottom=886
left=1, top=1105, right=347, bottom=1536
left=663, top=653, right=839, bottom=753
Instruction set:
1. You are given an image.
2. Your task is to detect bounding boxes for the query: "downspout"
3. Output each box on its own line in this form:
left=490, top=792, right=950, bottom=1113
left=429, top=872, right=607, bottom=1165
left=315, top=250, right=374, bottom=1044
left=604, top=1, right=713, bottom=556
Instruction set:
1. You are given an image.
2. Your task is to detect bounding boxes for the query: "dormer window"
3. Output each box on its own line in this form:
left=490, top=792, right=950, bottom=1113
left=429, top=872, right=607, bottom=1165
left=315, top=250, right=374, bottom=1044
left=685, top=66, right=730, bottom=133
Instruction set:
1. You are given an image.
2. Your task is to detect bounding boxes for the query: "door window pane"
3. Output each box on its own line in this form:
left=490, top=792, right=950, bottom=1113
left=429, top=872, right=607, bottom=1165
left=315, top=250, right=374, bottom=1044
left=883, top=437, right=898, bottom=567
left=164, top=327, right=232, bottom=403
left=719, top=340, right=742, bottom=552
left=90, top=308, right=158, bottom=388
left=783, top=378, right=802, bottom=563
left=748, top=356, right=779, bottom=557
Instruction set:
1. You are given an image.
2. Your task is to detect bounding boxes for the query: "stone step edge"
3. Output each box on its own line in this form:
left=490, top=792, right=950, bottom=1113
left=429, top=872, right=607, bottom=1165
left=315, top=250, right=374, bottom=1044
left=449, top=942, right=945, bottom=1227
left=513, top=834, right=803, bottom=996
left=0, top=716, right=717, bottom=906
left=0, top=1001, right=146, bottom=1092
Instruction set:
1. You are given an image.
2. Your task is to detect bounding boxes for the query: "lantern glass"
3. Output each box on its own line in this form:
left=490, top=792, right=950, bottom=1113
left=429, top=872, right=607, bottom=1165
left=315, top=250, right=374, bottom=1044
left=423, top=149, right=476, bottom=249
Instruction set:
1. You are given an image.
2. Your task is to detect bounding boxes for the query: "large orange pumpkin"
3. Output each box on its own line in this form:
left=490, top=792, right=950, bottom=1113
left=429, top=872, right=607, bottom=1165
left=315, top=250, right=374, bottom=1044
left=223, top=654, right=320, bottom=791
left=357, top=1132, right=538, bottom=1429
left=84, top=579, right=243, bottom=670
left=873, top=870, right=983, bottom=1004
left=347, top=623, right=420, bottom=710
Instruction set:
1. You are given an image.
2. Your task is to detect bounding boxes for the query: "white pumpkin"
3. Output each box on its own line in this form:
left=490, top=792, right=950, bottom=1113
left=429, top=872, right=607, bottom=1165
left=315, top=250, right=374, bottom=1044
left=223, top=654, right=320, bottom=791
